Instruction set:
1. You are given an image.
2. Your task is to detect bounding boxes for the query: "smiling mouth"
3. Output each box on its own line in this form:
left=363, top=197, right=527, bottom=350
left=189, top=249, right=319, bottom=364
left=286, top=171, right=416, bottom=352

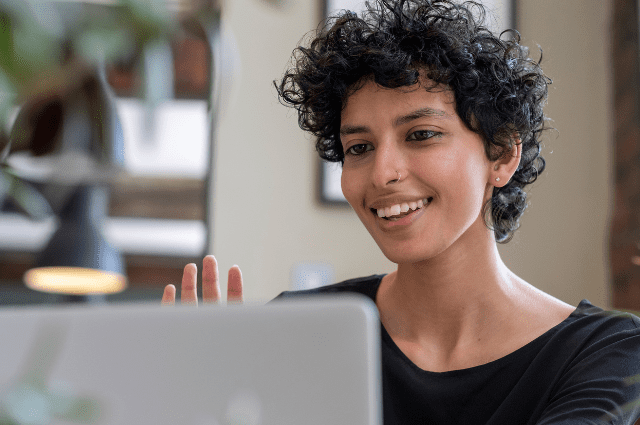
left=371, top=197, right=433, bottom=221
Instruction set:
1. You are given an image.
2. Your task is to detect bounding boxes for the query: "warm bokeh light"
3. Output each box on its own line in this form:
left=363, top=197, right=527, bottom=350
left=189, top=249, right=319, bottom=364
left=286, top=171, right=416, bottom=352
left=24, top=267, right=127, bottom=295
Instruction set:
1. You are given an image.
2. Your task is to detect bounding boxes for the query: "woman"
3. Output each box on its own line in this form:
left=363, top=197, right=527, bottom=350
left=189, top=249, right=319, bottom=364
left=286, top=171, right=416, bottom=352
left=162, top=1, right=640, bottom=423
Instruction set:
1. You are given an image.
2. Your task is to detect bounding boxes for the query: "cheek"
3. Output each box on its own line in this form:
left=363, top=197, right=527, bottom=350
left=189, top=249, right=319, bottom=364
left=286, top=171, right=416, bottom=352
left=410, top=148, right=457, bottom=185
left=441, top=143, right=489, bottom=182
left=421, top=147, right=490, bottom=213
left=453, top=153, right=492, bottom=213
left=341, top=168, right=372, bottom=223
left=340, top=169, right=358, bottom=208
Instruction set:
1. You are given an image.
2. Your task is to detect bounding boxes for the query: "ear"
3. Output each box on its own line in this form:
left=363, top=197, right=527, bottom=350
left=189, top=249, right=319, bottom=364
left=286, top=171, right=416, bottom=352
left=491, top=140, right=521, bottom=187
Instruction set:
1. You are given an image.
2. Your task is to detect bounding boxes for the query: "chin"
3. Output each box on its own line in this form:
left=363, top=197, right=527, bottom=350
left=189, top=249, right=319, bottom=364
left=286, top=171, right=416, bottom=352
left=376, top=240, right=446, bottom=266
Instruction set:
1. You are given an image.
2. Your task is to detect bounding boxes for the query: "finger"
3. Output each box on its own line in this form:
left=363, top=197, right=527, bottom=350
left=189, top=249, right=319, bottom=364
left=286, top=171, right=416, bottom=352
left=161, top=284, right=176, bottom=306
left=181, top=263, right=198, bottom=306
left=202, top=255, right=221, bottom=304
left=227, top=265, right=243, bottom=304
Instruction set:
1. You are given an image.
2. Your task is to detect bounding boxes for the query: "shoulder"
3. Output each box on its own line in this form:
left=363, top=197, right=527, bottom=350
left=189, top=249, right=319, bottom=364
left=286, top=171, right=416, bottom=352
left=564, top=299, right=640, bottom=335
left=550, top=299, right=640, bottom=355
left=271, top=274, right=385, bottom=303
left=531, top=301, right=640, bottom=423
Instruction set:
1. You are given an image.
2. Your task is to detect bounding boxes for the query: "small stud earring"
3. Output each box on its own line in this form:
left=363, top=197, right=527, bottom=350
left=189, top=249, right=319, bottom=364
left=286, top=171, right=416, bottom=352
left=495, top=177, right=501, bottom=182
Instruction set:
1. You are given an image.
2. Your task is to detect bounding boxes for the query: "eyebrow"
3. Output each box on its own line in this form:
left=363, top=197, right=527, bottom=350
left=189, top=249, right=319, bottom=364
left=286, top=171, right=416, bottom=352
left=339, top=107, right=449, bottom=136
left=394, top=107, right=449, bottom=127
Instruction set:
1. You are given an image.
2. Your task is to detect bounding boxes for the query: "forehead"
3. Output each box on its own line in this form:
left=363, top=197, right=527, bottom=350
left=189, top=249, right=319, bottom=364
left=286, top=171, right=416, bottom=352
left=341, top=79, right=456, bottom=123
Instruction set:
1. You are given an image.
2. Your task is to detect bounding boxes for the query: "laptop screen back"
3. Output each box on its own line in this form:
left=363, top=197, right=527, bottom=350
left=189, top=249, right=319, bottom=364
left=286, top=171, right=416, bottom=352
left=0, top=295, right=382, bottom=425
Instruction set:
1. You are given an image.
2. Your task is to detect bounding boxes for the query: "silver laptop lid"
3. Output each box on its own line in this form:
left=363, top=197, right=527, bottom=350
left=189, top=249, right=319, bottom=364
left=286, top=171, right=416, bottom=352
left=0, top=294, right=382, bottom=425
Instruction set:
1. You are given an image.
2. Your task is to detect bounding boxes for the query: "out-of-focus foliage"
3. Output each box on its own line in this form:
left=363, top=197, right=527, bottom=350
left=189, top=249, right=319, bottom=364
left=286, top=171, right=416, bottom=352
left=0, top=0, right=217, bottom=143
left=0, top=0, right=221, bottom=217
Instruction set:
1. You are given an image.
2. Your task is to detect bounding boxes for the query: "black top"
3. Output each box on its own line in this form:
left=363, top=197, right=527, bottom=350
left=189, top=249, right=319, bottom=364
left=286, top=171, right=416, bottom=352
left=274, top=275, right=640, bottom=425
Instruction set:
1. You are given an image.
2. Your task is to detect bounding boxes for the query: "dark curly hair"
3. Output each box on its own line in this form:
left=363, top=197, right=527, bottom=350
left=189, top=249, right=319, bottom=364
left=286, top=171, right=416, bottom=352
left=275, top=0, right=550, bottom=243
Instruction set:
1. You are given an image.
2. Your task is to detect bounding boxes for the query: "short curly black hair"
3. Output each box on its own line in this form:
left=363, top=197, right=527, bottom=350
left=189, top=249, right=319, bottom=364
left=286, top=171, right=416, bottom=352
left=275, top=0, right=550, bottom=243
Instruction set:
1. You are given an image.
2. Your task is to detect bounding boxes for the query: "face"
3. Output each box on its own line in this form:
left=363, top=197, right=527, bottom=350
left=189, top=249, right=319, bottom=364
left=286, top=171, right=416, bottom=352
left=340, top=79, right=495, bottom=265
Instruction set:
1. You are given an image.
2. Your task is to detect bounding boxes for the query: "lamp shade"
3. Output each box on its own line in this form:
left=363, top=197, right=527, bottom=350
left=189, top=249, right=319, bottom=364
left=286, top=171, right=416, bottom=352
left=23, top=185, right=126, bottom=296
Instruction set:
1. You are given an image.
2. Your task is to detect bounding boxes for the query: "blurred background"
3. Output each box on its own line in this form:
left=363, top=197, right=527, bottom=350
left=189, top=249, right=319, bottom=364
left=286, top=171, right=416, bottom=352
left=0, top=0, right=637, bottom=311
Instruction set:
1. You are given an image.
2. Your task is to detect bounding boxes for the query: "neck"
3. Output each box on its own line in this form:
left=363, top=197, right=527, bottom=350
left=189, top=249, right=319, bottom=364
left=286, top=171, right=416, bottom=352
left=378, top=222, right=523, bottom=356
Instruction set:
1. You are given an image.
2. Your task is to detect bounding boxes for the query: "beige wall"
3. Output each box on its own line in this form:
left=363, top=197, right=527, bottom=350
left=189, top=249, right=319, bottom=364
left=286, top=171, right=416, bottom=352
left=498, top=0, right=612, bottom=308
left=212, top=0, right=395, bottom=303
left=212, top=0, right=613, bottom=307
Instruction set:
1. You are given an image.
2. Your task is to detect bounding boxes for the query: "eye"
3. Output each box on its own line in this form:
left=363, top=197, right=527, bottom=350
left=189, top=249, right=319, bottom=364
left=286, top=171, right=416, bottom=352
left=345, top=143, right=373, bottom=156
left=407, top=130, right=440, bottom=141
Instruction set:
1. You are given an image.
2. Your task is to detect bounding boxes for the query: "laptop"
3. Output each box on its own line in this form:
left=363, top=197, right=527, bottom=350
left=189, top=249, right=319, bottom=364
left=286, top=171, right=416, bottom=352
left=0, top=294, right=382, bottom=425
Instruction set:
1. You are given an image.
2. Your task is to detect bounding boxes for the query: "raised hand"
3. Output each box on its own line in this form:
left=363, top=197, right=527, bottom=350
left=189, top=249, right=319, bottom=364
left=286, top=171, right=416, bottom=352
left=161, top=255, right=243, bottom=306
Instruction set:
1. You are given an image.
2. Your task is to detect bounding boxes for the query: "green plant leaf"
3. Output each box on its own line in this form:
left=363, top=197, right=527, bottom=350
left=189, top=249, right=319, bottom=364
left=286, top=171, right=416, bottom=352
left=0, top=169, right=53, bottom=219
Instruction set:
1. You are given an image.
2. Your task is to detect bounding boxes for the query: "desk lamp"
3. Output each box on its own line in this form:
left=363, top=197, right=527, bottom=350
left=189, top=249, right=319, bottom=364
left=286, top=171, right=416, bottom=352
left=4, top=70, right=127, bottom=302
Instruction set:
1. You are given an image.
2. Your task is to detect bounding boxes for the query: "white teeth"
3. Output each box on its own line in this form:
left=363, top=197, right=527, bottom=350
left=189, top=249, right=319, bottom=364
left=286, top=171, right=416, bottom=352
left=375, top=198, right=430, bottom=218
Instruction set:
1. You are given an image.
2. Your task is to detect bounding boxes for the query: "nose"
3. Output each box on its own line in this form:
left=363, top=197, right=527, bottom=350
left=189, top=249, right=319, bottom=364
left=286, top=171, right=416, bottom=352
left=371, top=141, right=406, bottom=187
